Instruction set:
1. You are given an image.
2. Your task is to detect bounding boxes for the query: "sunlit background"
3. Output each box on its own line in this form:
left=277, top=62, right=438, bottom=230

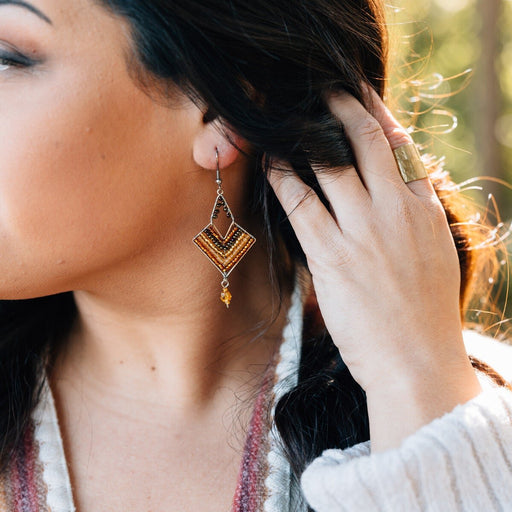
left=387, top=0, right=512, bottom=325
left=389, top=0, right=512, bottom=200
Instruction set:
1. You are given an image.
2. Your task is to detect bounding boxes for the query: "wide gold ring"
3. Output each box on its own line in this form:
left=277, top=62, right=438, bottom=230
left=393, top=143, right=429, bottom=183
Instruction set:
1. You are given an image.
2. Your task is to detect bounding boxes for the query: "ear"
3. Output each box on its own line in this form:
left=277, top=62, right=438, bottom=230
left=192, top=116, right=249, bottom=170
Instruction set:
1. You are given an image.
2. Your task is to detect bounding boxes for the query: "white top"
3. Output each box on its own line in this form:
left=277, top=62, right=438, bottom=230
left=31, top=289, right=512, bottom=511
left=32, top=369, right=76, bottom=512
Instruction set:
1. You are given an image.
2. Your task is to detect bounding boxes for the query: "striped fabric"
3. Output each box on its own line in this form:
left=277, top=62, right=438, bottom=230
left=0, top=421, right=49, bottom=512
left=231, top=361, right=276, bottom=512
left=0, top=369, right=279, bottom=512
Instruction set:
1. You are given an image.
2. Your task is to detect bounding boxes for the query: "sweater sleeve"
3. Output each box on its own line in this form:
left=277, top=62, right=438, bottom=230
left=300, top=330, right=512, bottom=512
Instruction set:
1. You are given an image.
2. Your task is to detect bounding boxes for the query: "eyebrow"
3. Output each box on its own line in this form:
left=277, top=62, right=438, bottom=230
left=0, top=0, right=53, bottom=25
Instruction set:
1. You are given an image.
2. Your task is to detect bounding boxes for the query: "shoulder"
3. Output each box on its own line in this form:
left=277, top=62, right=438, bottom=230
left=462, top=327, right=512, bottom=382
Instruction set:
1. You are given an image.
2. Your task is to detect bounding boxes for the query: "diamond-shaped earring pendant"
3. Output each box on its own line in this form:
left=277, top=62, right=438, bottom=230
left=192, top=148, right=256, bottom=308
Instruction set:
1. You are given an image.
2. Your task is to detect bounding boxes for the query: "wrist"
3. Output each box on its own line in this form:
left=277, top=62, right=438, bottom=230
left=350, top=328, right=473, bottom=392
left=365, top=356, right=483, bottom=452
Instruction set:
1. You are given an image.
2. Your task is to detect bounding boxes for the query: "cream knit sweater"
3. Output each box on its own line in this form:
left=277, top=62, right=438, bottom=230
left=301, top=329, right=512, bottom=511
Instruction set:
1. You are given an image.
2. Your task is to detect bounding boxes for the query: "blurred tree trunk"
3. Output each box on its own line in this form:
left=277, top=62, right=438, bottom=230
left=476, top=0, right=503, bottom=205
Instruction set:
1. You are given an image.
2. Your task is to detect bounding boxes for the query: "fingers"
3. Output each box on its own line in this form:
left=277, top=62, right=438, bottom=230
left=265, top=87, right=440, bottom=251
left=310, top=163, right=371, bottom=221
left=324, top=92, right=405, bottom=197
left=363, top=87, right=436, bottom=198
left=325, top=88, right=435, bottom=201
left=362, top=86, right=411, bottom=151
left=266, top=159, right=342, bottom=258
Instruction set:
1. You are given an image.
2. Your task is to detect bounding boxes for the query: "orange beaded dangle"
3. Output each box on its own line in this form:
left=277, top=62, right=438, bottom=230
left=192, top=148, right=256, bottom=308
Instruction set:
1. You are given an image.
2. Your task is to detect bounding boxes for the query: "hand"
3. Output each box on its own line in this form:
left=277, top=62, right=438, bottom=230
left=267, top=88, right=482, bottom=451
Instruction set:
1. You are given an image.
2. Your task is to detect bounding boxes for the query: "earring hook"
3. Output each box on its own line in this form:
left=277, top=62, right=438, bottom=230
left=215, top=147, right=221, bottom=186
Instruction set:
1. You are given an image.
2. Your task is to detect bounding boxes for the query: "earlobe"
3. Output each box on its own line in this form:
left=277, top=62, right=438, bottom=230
left=192, top=118, right=248, bottom=170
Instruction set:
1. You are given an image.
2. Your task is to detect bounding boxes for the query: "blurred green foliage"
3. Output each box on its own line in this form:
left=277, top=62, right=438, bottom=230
left=388, top=1, right=512, bottom=328
left=389, top=1, right=502, bottom=183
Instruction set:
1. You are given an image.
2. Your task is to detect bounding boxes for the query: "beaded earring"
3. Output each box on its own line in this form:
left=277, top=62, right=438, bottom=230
left=192, top=147, right=256, bottom=308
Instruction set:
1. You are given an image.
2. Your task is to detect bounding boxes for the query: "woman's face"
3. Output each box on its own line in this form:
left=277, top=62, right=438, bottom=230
left=0, top=0, right=214, bottom=299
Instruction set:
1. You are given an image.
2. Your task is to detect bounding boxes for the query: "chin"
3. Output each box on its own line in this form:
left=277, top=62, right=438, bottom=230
left=0, top=274, right=73, bottom=301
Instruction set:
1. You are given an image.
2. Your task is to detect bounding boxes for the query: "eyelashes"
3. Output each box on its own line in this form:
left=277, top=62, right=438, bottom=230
left=0, top=52, right=33, bottom=70
left=0, top=53, right=31, bottom=70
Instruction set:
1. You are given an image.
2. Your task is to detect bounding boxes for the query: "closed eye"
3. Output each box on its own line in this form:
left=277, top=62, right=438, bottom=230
left=0, top=53, right=31, bottom=69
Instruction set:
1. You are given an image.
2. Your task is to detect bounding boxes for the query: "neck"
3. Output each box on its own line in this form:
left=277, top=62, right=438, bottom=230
left=49, top=233, right=294, bottom=414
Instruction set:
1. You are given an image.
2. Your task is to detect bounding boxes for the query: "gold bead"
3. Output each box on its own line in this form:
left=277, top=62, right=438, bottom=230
left=220, top=287, right=232, bottom=308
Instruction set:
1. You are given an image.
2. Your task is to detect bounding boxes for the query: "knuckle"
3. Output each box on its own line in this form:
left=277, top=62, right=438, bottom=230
left=423, top=195, right=448, bottom=222
left=431, top=204, right=450, bottom=229
left=354, top=115, right=382, bottom=141
left=393, top=194, right=448, bottom=230
left=388, top=127, right=412, bottom=150
left=285, top=187, right=316, bottom=216
left=309, top=230, right=350, bottom=269
left=394, top=196, right=417, bottom=226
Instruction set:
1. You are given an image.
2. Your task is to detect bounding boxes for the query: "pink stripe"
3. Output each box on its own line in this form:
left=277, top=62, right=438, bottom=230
left=246, top=389, right=266, bottom=509
left=232, top=369, right=273, bottom=512
left=23, top=425, right=41, bottom=511
left=8, top=423, right=42, bottom=512
left=11, top=447, right=23, bottom=512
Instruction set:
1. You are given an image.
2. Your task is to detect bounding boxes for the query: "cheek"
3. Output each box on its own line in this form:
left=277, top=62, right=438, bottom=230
left=0, top=64, right=193, bottom=295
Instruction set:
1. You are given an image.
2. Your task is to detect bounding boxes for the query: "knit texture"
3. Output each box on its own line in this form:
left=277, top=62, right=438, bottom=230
left=231, top=360, right=275, bottom=511
left=264, top=282, right=305, bottom=512
left=0, top=422, right=49, bottom=512
left=301, top=334, right=512, bottom=512
left=231, top=277, right=304, bottom=512
left=32, top=381, right=76, bottom=512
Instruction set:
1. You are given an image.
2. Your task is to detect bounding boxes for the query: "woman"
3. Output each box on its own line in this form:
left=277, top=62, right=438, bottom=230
left=0, top=0, right=511, bottom=510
